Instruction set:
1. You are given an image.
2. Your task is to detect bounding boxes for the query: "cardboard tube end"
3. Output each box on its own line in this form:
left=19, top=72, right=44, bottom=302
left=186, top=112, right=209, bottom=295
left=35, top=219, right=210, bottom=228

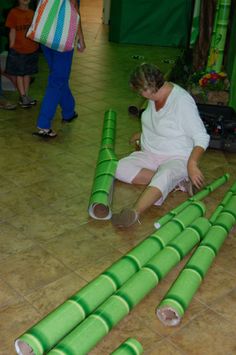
left=89, top=203, right=112, bottom=220
left=156, top=307, right=181, bottom=327
left=15, top=340, right=35, bottom=355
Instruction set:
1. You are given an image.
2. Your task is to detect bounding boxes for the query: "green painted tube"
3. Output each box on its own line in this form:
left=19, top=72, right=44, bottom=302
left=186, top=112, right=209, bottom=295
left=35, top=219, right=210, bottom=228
left=110, top=338, right=143, bottom=355
left=207, top=0, right=220, bottom=69
left=190, top=0, right=201, bottom=47
left=206, top=0, right=231, bottom=72
left=101, top=110, right=117, bottom=149
left=154, top=173, right=229, bottom=229
left=47, top=216, right=211, bottom=355
left=15, top=201, right=205, bottom=355
left=88, top=110, right=118, bottom=220
left=156, top=189, right=236, bottom=326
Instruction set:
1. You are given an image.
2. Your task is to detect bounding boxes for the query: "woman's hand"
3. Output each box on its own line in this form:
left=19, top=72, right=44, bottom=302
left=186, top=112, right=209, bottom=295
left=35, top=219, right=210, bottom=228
left=187, top=161, right=204, bottom=189
left=77, top=37, right=86, bottom=52
left=129, top=132, right=141, bottom=145
left=129, top=132, right=141, bottom=150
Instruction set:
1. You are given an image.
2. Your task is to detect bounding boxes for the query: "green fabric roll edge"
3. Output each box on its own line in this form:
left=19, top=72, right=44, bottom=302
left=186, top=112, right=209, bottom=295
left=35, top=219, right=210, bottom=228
left=154, top=173, right=230, bottom=229
left=110, top=338, right=143, bottom=355
left=14, top=175, right=229, bottom=355
left=46, top=216, right=212, bottom=354
left=88, top=110, right=118, bottom=220
left=156, top=181, right=236, bottom=326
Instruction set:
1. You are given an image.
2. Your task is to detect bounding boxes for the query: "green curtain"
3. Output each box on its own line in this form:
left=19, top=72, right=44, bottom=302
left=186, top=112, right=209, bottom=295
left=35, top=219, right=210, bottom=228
left=109, top=0, right=194, bottom=47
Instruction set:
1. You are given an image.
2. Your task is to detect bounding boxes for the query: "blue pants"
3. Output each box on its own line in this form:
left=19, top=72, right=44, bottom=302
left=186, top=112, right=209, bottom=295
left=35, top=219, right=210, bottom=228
left=37, top=46, right=75, bottom=129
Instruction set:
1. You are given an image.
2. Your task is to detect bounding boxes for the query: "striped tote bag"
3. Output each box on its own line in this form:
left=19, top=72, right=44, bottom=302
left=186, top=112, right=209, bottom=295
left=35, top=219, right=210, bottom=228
left=27, top=0, right=79, bottom=52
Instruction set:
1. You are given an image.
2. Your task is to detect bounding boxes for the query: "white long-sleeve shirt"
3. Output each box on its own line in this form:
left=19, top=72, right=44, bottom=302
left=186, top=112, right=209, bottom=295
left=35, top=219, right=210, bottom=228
left=141, top=84, right=210, bottom=159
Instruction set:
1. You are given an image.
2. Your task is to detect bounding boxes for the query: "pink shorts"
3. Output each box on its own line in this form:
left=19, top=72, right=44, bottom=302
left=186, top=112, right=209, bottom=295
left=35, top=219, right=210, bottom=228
left=115, top=150, right=188, bottom=205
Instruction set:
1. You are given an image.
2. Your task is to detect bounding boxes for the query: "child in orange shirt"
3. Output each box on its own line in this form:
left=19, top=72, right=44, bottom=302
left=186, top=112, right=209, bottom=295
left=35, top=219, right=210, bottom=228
left=5, top=0, right=39, bottom=108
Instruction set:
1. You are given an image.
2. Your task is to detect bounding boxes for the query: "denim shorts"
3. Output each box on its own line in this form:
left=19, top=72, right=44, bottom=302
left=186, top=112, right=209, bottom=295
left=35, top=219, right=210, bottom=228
left=5, top=48, right=39, bottom=76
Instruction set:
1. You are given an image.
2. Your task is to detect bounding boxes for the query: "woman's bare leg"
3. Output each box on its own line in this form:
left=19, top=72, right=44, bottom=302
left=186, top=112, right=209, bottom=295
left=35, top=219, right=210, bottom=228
left=16, top=76, right=25, bottom=96
left=112, top=169, right=162, bottom=228
left=131, top=168, right=155, bottom=185
left=134, top=186, right=162, bottom=214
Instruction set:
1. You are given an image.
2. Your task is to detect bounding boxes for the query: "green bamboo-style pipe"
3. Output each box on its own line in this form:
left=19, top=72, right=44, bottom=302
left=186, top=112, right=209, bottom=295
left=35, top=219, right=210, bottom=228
left=154, top=173, right=230, bottom=229
left=88, top=110, right=118, bottom=220
left=110, top=338, right=143, bottom=355
left=206, top=0, right=231, bottom=72
left=190, top=0, right=201, bottom=47
left=156, top=182, right=236, bottom=326
left=15, top=201, right=205, bottom=355
left=15, top=175, right=229, bottom=355
left=47, top=216, right=212, bottom=355
left=207, top=0, right=220, bottom=67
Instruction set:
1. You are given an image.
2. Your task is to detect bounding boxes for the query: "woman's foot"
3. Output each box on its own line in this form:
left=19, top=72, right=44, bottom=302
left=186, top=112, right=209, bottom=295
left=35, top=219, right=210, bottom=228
left=111, top=208, right=139, bottom=228
left=32, top=128, right=57, bottom=138
left=62, top=112, right=78, bottom=123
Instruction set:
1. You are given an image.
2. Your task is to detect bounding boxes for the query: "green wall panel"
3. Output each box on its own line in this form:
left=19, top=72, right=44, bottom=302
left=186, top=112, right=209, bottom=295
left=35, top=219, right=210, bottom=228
left=109, top=0, right=193, bottom=47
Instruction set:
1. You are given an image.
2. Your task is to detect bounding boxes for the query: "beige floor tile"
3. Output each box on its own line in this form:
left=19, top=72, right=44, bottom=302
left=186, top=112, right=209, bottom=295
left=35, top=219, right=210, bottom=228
left=74, top=249, right=123, bottom=281
left=209, top=288, right=236, bottom=325
left=194, top=265, right=236, bottom=305
left=0, top=301, right=41, bottom=354
left=0, top=0, right=236, bottom=353
left=0, top=279, right=24, bottom=311
left=25, top=272, right=87, bottom=316
left=90, top=313, right=162, bottom=355
left=0, top=246, right=71, bottom=296
left=170, top=309, right=236, bottom=355
left=0, top=223, right=34, bottom=261
left=42, top=227, right=119, bottom=275
left=147, top=339, right=185, bottom=355
left=9, top=208, right=79, bottom=242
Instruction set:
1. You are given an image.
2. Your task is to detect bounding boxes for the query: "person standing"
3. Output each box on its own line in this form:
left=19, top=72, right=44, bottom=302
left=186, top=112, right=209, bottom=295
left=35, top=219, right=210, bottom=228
left=5, top=0, right=39, bottom=108
left=33, top=0, right=86, bottom=138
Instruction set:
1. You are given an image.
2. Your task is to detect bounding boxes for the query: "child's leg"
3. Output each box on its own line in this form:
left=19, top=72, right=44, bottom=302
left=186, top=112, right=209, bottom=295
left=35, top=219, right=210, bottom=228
left=17, top=75, right=34, bottom=107
left=23, top=75, right=30, bottom=95
left=16, top=76, right=25, bottom=96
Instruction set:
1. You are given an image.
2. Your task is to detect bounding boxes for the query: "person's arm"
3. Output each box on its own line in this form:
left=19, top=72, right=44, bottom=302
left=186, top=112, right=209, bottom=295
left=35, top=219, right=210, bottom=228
left=8, top=27, right=15, bottom=48
left=187, top=146, right=205, bottom=189
left=77, top=10, right=85, bottom=52
left=178, top=94, right=210, bottom=189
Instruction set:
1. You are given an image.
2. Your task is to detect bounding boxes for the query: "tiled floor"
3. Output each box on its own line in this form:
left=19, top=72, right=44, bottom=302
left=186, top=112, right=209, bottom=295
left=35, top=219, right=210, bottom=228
left=1, top=1, right=236, bottom=354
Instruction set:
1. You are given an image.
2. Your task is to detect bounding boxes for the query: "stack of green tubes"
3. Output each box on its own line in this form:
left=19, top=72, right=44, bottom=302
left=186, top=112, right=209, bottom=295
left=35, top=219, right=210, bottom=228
left=15, top=201, right=206, bottom=355
left=156, top=181, right=236, bottom=326
left=88, top=109, right=118, bottom=220
left=46, top=215, right=212, bottom=355
left=110, top=338, right=143, bottom=355
left=206, top=0, right=231, bottom=72
left=154, top=173, right=230, bottom=229
left=15, top=175, right=230, bottom=355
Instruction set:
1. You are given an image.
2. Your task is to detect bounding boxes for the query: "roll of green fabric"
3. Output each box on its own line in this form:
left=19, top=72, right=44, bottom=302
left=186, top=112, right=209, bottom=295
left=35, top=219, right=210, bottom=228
left=15, top=201, right=206, bottom=355
left=88, top=110, right=118, bottom=220
left=154, top=173, right=229, bottom=229
left=156, top=181, right=236, bottom=326
left=47, top=216, right=211, bottom=355
left=110, top=338, right=143, bottom=355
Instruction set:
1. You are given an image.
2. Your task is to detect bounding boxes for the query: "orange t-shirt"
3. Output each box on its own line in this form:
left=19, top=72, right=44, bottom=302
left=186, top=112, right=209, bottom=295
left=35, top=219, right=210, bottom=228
left=5, top=7, right=39, bottom=54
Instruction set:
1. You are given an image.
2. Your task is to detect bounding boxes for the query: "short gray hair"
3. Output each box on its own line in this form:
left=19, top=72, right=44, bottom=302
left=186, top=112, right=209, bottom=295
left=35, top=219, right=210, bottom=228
left=129, top=63, right=165, bottom=93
